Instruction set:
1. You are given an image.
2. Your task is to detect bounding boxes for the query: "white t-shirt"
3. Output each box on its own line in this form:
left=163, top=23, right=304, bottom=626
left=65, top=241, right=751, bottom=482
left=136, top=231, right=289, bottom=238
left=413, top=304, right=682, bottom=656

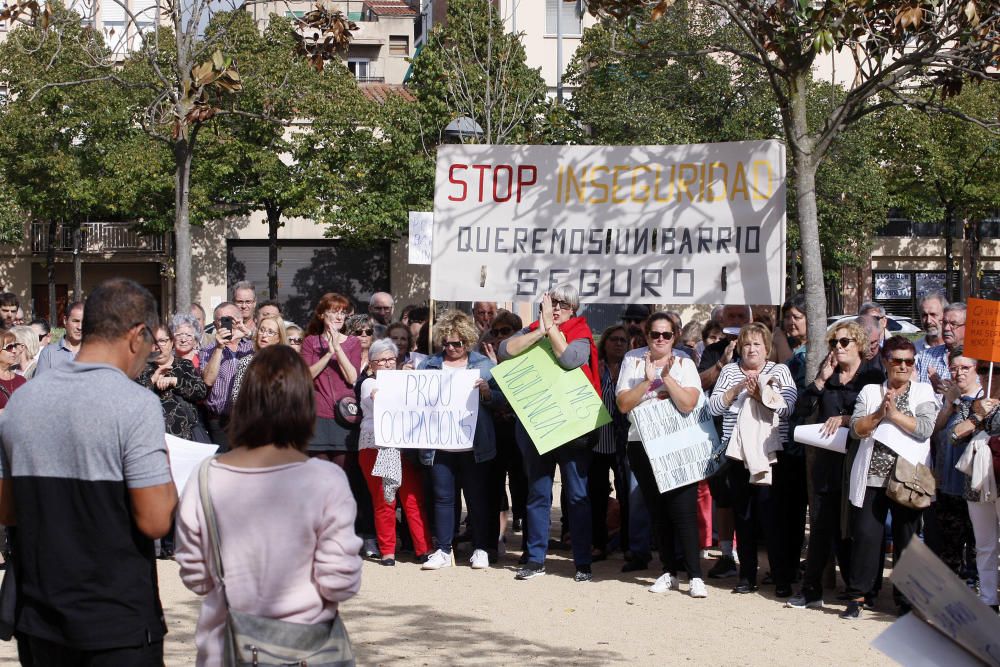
left=359, top=376, right=377, bottom=449
left=616, top=347, right=701, bottom=442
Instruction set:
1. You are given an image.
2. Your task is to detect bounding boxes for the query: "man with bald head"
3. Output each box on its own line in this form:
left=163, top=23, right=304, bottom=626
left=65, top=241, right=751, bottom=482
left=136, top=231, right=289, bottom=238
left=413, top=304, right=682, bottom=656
left=369, top=292, right=394, bottom=325
left=472, top=301, right=498, bottom=333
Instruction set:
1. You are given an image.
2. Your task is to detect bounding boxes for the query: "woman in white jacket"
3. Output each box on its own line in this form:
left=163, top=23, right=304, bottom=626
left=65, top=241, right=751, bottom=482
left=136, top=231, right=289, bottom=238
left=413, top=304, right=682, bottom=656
left=841, top=336, right=938, bottom=620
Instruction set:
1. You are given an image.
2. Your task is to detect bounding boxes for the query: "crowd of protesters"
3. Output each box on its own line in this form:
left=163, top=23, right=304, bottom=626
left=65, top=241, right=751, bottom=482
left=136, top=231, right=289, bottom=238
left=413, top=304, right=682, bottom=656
left=0, top=278, right=999, bottom=664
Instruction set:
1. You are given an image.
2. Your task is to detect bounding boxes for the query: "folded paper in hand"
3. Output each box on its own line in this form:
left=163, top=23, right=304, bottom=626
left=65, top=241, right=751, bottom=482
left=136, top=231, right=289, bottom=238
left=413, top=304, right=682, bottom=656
left=793, top=424, right=848, bottom=454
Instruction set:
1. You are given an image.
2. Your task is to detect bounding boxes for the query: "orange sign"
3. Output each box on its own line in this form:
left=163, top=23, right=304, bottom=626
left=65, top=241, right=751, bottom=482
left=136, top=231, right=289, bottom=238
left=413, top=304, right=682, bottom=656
left=965, top=298, right=1000, bottom=363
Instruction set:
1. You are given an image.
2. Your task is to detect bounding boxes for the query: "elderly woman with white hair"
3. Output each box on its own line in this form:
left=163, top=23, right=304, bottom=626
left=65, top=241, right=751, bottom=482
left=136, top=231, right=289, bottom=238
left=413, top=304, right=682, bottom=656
left=498, top=283, right=602, bottom=583
left=171, top=312, right=203, bottom=369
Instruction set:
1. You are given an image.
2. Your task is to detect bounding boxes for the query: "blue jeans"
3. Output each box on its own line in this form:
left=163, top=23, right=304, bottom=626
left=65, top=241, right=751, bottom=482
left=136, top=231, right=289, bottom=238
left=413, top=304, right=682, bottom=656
left=516, top=422, right=593, bottom=568
left=430, top=450, right=492, bottom=553
left=626, top=461, right=652, bottom=560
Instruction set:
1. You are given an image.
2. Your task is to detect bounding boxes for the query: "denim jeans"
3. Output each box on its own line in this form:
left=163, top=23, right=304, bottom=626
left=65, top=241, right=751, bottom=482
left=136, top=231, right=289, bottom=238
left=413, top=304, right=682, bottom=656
left=429, top=450, right=492, bottom=553
left=516, top=421, right=593, bottom=568
left=627, top=465, right=653, bottom=560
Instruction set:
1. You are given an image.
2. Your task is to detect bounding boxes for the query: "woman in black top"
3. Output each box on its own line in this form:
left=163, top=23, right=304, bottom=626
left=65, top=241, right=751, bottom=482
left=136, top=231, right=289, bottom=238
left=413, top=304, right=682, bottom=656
left=786, top=320, right=884, bottom=609
left=137, top=324, right=209, bottom=440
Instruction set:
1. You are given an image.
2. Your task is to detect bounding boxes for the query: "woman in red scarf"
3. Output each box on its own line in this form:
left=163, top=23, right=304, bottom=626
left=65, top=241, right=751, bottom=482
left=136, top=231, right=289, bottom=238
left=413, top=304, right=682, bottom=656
left=498, top=283, right=599, bottom=583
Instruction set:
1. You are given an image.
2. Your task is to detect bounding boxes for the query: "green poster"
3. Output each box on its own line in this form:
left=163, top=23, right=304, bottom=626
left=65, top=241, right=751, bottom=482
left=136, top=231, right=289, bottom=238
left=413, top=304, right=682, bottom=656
left=492, top=340, right=611, bottom=454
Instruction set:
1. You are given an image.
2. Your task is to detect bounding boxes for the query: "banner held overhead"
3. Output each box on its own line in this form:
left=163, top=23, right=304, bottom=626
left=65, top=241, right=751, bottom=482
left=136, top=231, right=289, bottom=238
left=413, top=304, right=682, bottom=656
left=431, top=141, right=786, bottom=305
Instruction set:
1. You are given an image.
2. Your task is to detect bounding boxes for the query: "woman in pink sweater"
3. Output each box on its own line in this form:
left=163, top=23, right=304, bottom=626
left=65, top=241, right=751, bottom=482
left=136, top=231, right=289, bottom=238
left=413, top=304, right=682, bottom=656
left=175, top=345, right=363, bottom=666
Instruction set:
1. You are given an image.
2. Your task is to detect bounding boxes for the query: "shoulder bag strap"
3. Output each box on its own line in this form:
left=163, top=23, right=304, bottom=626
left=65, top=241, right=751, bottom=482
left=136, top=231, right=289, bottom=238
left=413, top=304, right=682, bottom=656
left=198, top=457, right=230, bottom=609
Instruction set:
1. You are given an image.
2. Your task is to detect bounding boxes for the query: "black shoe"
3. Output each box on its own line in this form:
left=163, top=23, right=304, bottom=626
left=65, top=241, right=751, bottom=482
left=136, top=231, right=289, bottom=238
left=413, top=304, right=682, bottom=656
left=707, top=555, right=738, bottom=579
left=762, top=572, right=774, bottom=585
left=774, top=584, right=793, bottom=598
left=362, top=538, right=381, bottom=560
left=380, top=557, right=396, bottom=567
left=621, top=559, right=649, bottom=573
left=515, top=562, right=545, bottom=580
left=574, top=570, right=593, bottom=582
left=840, top=601, right=863, bottom=619
left=733, top=580, right=758, bottom=594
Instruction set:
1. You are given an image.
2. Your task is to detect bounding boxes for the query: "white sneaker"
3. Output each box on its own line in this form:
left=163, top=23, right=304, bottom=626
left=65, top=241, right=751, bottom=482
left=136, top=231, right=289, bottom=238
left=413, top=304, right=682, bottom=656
left=470, top=549, right=489, bottom=569
left=421, top=549, right=453, bottom=570
left=649, top=572, right=679, bottom=593
left=689, top=578, right=708, bottom=598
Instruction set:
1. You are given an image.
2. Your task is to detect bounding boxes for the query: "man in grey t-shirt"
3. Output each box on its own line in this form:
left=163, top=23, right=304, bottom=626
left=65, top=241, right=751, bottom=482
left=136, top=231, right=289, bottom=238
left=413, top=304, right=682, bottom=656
left=0, top=278, right=177, bottom=665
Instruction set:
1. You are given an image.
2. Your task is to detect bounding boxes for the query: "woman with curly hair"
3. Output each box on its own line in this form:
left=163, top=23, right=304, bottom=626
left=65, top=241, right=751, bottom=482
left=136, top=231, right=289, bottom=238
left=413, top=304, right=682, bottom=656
left=419, top=310, right=500, bottom=571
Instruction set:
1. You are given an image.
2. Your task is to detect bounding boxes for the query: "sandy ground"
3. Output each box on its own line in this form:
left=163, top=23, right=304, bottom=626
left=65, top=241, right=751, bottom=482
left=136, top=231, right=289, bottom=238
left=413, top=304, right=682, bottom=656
left=0, top=537, right=900, bottom=667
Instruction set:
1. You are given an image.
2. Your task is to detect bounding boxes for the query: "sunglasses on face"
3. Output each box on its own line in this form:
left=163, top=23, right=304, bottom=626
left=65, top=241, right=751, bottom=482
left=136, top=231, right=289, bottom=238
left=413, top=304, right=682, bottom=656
left=829, top=337, right=854, bottom=349
left=354, top=329, right=374, bottom=336
left=607, top=336, right=628, bottom=344
left=551, top=300, right=574, bottom=311
left=491, top=326, right=513, bottom=337
left=287, top=338, right=303, bottom=345
left=443, top=340, right=464, bottom=349
left=2, top=343, right=22, bottom=353
left=888, top=357, right=915, bottom=367
left=647, top=330, right=674, bottom=341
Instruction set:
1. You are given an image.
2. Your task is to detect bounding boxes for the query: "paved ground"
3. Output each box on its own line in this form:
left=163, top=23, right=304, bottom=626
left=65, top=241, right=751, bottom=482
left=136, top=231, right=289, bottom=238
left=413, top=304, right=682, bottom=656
left=0, top=541, right=899, bottom=666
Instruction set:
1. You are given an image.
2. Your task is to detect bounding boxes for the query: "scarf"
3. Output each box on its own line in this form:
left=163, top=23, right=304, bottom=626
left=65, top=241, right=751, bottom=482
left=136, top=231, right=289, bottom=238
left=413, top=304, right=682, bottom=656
left=527, top=315, right=600, bottom=394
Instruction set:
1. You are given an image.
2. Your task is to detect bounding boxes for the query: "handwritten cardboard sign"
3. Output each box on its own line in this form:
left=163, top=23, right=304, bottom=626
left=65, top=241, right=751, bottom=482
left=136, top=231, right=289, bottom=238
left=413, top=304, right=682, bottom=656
left=631, top=395, right=723, bottom=492
left=492, top=340, right=611, bottom=454
left=408, top=211, right=433, bottom=265
left=373, top=369, right=479, bottom=450
left=884, top=538, right=1000, bottom=665
left=965, top=298, right=1000, bottom=363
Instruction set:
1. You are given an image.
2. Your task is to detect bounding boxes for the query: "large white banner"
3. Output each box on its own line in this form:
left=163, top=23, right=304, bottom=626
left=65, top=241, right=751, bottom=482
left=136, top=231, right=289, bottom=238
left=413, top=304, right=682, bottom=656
left=431, top=141, right=786, bottom=304
left=373, top=369, right=480, bottom=450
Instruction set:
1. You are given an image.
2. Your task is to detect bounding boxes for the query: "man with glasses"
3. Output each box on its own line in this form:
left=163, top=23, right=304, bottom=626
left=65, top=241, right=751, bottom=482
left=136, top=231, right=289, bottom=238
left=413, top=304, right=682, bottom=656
left=35, top=301, right=84, bottom=377
left=368, top=292, right=394, bottom=326
left=916, top=302, right=966, bottom=392
left=200, top=302, right=253, bottom=450
left=858, top=301, right=888, bottom=348
left=231, top=281, right=257, bottom=330
left=0, top=278, right=176, bottom=664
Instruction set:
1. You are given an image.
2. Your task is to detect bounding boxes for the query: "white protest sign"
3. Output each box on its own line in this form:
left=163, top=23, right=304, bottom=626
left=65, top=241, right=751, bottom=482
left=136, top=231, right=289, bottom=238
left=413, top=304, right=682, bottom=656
left=630, top=396, right=723, bottom=493
left=431, top=141, right=786, bottom=304
left=793, top=424, right=849, bottom=454
left=165, top=434, right=218, bottom=495
left=872, top=612, right=983, bottom=667
left=373, top=369, right=480, bottom=450
left=408, top=211, right=433, bottom=265
left=885, top=539, right=1000, bottom=665
left=873, top=421, right=929, bottom=466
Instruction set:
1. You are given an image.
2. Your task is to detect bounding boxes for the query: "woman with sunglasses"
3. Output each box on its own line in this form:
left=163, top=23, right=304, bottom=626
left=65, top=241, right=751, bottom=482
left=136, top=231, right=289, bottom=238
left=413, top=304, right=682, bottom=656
left=617, top=313, right=707, bottom=597
left=591, top=324, right=630, bottom=563
left=302, top=293, right=361, bottom=466
left=358, top=338, right=434, bottom=566
left=345, top=314, right=375, bottom=372
left=0, top=331, right=27, bottom=412
left=10, top=325, right=40, bottom=379
left=499, top=283, right=601, bottom=582
left=285, top=324, right=304, bottom=354
left=418, top=310, right=499, bottom=570
left=841, top=335, right=938, bottom=619
left=786, top=321, right=884, bottom=610
left=926, top=347, right=985, bottom=583
left=708, top=322, right=798, bottom=595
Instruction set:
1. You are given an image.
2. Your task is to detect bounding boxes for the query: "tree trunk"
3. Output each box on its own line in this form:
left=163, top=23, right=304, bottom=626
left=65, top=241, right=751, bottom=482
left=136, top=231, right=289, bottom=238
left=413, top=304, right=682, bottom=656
left=46, top=220, right=57, bottom=325
left=266, top=203, right=282, bottom=300
left=787, top=75, right=828, bottom=381
left=72, top=224, right=82, bottom=300
left=944, top=208, right=954, bottom=302
left=174, top=138, right=195, bottom=313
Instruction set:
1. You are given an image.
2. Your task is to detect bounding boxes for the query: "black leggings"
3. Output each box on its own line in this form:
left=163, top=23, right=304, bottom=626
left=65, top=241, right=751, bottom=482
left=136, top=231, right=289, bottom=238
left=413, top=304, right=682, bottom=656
left=846, top=485, right=922, bottom=605
left=627, top=441, right=702, bottom=579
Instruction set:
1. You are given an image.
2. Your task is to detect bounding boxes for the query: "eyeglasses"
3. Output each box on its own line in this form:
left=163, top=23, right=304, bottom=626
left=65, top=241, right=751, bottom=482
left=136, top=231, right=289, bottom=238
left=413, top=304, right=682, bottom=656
left=371, top=357, right=396, bottom=367
left=490, top=326, right=513, bottom=337
left=258, top=329, right=280, bottom=337
left=871, top=315, right=886, bottom=321
left=828, top=337, right=854, bottom=349
left=37, top=333, right=46, bottom=341
left=2, top=343, right=22, bottom=353
left=647, top=330, right=674, bottom=341
left=888, top=357, right=915, bottom=367
left=354, top=329, right=374, bottom=336
left=943, top=320, right=966, bottom=329
left=370, top=305, right=392, bottom=312
left=140, top=324, right=161, bottom=351
left=551, top=300, right=574, bottom=311
left=950, top=364, right=976, bottom=374
left=443, top=340, right=465, bottom=349
left=326, top=309, right=348, bottom=316
left=174, top=332, right=195, bottom=340
left=288, top=338, right=303, bottom=345
left=234, top=300, right=255, bottom=307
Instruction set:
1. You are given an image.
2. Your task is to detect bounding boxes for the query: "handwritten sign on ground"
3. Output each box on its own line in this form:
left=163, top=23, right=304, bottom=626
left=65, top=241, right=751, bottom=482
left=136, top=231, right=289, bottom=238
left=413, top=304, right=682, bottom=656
left=965, top=298, right=1000, bottom=363
left=631, top=396, right=723, bottom=493
left=374, top=369, right=479, bottom=450
left=431, top=141, right=786, bottom=304
left=884, top=538, right=1000, bottom=665
left=492, top=341, right=611, bottom=454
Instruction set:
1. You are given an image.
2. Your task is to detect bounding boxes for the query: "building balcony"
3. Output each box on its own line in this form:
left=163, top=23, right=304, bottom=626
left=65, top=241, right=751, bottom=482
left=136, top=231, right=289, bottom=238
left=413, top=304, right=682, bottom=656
left=31, top=222, right=171, bottom=256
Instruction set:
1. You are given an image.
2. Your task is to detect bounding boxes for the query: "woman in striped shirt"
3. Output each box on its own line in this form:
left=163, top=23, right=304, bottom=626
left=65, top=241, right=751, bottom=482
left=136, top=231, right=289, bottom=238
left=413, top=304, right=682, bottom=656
left=708, top=322, right=797, bottom=595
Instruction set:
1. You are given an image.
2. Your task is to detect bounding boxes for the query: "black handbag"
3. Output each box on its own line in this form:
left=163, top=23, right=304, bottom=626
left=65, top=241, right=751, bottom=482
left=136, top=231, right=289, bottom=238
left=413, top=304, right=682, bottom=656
left=198, top=459, right=355, bottom=666
left=334, top=396, right=361, bottom=429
